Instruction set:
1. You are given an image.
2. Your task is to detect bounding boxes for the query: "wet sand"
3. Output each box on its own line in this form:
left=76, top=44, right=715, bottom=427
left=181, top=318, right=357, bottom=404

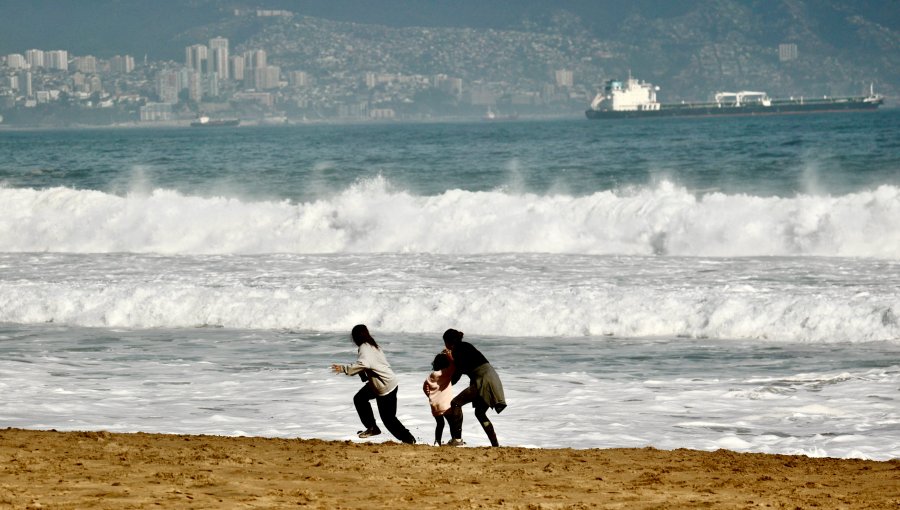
left=1, top=428, right=897, bottom=509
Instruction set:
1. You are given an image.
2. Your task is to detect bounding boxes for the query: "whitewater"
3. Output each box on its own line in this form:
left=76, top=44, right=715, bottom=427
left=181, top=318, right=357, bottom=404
left=1, top=178, right=899, bottom=342
left=0, top=115, right=898, bottom=459
left=3, top=177, right=900, bottom=257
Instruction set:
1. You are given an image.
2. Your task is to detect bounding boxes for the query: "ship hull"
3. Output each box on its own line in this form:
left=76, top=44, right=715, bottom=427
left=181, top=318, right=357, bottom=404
left=586, top=97, right=882, bottom=119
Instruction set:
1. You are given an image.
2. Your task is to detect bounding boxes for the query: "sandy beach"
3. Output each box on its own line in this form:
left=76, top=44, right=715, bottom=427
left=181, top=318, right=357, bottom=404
left=0, top=428, right=897, bottom=509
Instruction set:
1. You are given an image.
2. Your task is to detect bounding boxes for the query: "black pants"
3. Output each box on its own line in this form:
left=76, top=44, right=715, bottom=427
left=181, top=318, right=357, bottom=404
left=433, top=414, right=449, bottom=445
left=353, top=384, right=415, bottom=444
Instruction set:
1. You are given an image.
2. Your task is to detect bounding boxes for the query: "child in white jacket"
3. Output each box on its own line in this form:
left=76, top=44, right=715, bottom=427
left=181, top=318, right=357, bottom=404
left=423, top=350, right=455, bottom=445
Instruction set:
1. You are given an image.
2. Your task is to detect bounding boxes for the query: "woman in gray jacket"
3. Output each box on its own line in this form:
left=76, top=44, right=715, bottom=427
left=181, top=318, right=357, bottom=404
left=331, top=324, right=416, bottom=444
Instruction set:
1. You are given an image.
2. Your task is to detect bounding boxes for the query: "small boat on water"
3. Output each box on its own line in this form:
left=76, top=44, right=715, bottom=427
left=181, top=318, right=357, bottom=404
left=483, top=107, right=519, bottom=121
left=190, top=116, right=240, bottom=127
left=585, top=75, right=884, bottom=119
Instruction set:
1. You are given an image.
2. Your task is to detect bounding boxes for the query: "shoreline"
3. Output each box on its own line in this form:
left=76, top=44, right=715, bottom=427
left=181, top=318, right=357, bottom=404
left=1, top=428, right=897, bottom=509
left=0, top=113, right=583, bottom=132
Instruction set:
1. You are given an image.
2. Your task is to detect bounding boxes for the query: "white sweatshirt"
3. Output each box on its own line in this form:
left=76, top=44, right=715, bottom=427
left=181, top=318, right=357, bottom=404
left=339, top=343, right=399, bottom=396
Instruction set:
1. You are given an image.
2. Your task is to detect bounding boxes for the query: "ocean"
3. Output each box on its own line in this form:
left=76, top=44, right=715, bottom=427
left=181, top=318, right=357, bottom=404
left=1, top=112, right=898, bottom=459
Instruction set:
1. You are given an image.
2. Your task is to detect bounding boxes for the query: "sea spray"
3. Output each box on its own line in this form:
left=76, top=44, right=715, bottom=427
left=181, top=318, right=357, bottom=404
left=3, top=179, right=899, bottom=258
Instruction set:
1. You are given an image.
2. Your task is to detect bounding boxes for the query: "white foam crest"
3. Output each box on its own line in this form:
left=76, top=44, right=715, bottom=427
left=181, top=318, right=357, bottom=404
left=2, top=179, right=899, bottom=257
left=1, top=279, right=897, bottom=342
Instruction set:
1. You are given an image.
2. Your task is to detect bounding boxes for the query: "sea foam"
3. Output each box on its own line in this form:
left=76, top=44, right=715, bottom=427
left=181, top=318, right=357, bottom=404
left=0, top=252, right=897, bottom=342
left=2, top=178, right=899, bottom=258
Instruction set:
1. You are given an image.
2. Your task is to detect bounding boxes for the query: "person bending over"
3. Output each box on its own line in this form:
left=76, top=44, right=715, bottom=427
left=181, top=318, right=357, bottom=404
left=442, top=328, right=506, bottom=447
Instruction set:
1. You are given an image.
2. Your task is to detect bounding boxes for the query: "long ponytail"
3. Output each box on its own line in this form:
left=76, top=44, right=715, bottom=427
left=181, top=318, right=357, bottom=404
left=351, top=324, right=380, bottom=349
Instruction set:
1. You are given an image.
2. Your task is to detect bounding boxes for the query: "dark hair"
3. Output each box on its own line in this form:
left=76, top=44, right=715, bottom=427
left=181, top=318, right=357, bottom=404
left=442, top=328, right=464, bottom=346
left=432, top=352, right=451, bottom=371
left=351, top=324, right=379, bottom=349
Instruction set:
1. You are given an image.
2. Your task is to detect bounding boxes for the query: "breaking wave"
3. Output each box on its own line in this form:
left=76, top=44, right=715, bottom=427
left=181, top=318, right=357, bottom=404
left=2, top=177, right=899, bottom=258
left=2, top=285, right=897, bottom=343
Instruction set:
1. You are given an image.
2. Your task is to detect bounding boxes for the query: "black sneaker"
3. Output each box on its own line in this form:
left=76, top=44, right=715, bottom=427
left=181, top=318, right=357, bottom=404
left=357, top=427, right=382, bottom=438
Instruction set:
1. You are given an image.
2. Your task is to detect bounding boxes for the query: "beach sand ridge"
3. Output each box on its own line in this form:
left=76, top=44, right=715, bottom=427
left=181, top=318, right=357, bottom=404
left=1, top=428, right=898, bottom=509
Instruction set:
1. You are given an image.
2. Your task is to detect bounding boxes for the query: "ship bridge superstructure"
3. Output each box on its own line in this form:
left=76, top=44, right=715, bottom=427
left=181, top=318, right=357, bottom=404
left=590, top=76, right=660, bottom=112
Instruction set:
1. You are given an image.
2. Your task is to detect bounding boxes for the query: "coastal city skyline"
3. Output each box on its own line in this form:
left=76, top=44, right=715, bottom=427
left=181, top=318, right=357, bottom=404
left=1, top=0, right=897, bottom=126
left=0, top=15, right=592, bottom=126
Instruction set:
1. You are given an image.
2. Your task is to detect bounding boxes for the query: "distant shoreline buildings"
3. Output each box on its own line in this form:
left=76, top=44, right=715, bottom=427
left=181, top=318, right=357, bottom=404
left=0, top=4, right=593, bottom=127
left=1, top=7, right=880, bottom=128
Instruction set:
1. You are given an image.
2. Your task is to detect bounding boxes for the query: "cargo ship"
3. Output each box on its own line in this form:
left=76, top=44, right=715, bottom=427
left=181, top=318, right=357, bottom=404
left=190, top=116, right=240, bottom=127
left=585, top=76, right=883, bottom=119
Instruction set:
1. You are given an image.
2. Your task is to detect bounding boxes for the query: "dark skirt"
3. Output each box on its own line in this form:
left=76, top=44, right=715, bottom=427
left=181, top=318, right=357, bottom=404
left=470, top=363, right=506, bottom=412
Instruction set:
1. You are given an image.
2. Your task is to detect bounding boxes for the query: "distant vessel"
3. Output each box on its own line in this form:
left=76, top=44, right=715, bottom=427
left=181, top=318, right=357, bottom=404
left=586, top=75, right=883, bottom=119
left=190, top=116, right=240, bottom=127
left=483, top=106, right=519, bottom=121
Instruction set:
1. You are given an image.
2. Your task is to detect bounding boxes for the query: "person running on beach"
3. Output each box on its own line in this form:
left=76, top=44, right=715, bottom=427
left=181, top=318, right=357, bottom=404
left=442, top=328, right=506, bottom=447
left=423, top=349, right=455, bottom=445
left=331, top=324, right=415, bottom=444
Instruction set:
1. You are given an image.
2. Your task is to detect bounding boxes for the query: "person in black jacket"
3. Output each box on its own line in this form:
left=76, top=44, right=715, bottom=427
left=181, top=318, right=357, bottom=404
left=442, top=328, right=506, bottom=446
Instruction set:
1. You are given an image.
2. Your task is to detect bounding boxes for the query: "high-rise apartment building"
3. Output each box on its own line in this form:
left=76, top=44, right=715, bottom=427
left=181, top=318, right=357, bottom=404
left=21, top=71, right=33, bottom=97
left=6, top=74, right=20, bottom=91
left=209, top=37, right=229, bottom=80
left=187, top=70, right=203, bottom=102
left=204, top=73, right=220, bottom=98
left=110, top=55, right=135, bottom=74
left=25, top=49, right=44, bottom=68
left=230, top=55, right=245, bottom=81
left=6, top=54, right=27, bottom=69
left=243, top=49, right=266, bottom=69
left=46, top=50, right=68, bottom=71
left=250, top=65, right=280, bottom=90
left=74, top=56, right=98, bottom=73
left=157, top=71, right=180, bottom=103
left=186, top=44, right=207, bottom=73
